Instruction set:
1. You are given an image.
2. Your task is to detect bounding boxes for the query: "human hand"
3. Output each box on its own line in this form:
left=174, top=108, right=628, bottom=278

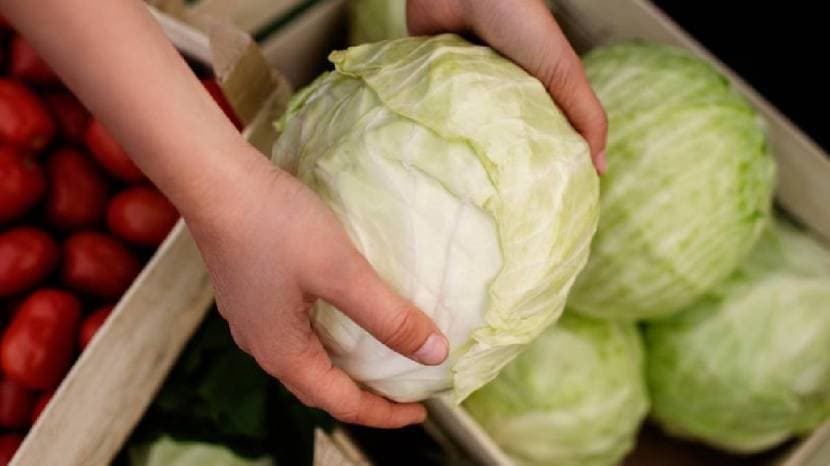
left=184, top=147, right=450, bottom=428
left=408, top=0, right=608, bottom=173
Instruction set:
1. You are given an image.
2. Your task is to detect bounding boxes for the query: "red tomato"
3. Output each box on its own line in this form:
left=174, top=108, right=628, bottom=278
left=0, top=79, right=54, bottom=151
left=83, top=120, right=143, bottom=182
left=44, top=93, right=90, bottom=142
left=1, top=289, right=81, bottom=390
left=0, top=378, right=35, bottom=428
left=0, top=227, right=58, bottom=298
left=78, top=305, right=112, bottom=350
left=44, top=148, right=108, bottom=230
left=0, top=146, right=45, bottom=223
left=202, top=79, right=243, bottom=130
left=61, top=231, right=140, bottom=299
left=0, top=434, right=22, bottom=466
left=9, top=35, right=60, bottom=87
left=107, top=186, right=178, bottom=247
left=30, top=389, right=53, bottom=424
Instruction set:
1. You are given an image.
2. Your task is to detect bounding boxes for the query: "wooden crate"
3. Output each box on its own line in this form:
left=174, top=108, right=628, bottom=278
left=150, top=0, right=306, bottom=36
left=255, top=1, right=830, bottom=466
left=9, top=9, right=292, bottom=466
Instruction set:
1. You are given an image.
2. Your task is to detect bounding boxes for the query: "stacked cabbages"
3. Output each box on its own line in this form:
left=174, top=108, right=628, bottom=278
left=274, top=19, right=830, bottom=465
left=466, top=41, right=830, bottom=466
left=464, top=313, right=648, bottom=466
left=646, top=220, right=830, bottom=453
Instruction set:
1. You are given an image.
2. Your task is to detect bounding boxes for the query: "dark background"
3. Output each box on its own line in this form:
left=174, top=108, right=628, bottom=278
left=653, top=1, right=827, bottom=152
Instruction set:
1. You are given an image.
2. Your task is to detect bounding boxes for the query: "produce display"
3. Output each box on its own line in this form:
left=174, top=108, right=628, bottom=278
left=0, top=22, right=239, bottom=463
left=1, top=4, right=827, bottom=466
left=464, top=312, right=648, bottom=466
left=568, top=42, right=777, bottom=321
left=646, top=219, right=830, bottom=453
left=273, top=34, right=600, bottom=403
left=274, top=24, right=830, bottom=463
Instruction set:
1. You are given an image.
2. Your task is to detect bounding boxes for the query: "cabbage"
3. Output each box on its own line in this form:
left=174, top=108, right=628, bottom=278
left=645, top=219, right=830, bottom=453
left=464, top=312, right=648, bottom=466
left=348, top=0, right=556, bottom=45
left=568, top=42, right=776, bottom=321
left=272, top=34, right=599, bottom=402
left=348, top=0, right=408, bottom=45
left=129, top=437, right=274, bottom=466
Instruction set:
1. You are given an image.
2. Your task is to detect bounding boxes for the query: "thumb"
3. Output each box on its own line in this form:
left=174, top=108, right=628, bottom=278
left=307, top=250, right=449, bottom=366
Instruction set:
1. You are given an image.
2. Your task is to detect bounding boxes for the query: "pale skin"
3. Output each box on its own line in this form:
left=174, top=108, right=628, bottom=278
left=0, top=0, right=606, bottom=428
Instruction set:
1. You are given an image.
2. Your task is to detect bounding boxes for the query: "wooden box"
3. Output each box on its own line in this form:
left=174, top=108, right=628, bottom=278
left=254, top=1, right=830, bottom=465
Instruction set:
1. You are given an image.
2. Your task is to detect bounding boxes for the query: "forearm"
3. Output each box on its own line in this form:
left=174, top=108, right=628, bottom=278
left=0, top=0, right=257, bottom=220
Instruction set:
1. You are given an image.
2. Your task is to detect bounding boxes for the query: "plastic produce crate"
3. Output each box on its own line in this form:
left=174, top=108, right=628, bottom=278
left=254, top=1, right=830, bottom=465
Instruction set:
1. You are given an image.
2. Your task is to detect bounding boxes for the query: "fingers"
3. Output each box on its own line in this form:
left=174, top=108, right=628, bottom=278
left=309, top=249, right=449, bottom=366
left=262, top=335, right=427, bottom=428
left=406, top=0, right=465, bottom=35
left=539, top=45, right=609, bottom=174
left=410, top=0, right=608, bottom=173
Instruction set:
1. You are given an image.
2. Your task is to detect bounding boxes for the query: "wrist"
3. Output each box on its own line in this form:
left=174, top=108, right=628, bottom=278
left=170, top=137, right=271, bottom=228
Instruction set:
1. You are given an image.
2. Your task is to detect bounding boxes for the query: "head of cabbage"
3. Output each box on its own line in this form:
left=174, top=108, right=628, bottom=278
left=464, top=312, right=649, bottom=466
left=646, top=218, right=830, bottom=453
left=129, top=437, right=274, bottom=466
left=348, top=0, right=408, bottom=45
left=568, top=42, right=776, bottom=321
left=272, top=34, right=599, bottom=402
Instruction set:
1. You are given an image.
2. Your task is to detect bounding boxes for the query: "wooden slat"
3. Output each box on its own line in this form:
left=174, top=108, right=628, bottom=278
left=425, top=398, right=515, bottom=466
left=780, top=421, right=830, bottom=466
left=260, top=0, right=348, bottom=87
left=148, top=5, right=212, bottom=64
left=189, top=0, right=303, bottom=35
left=329, top=428, right=372, bottom=466
left=314, top=429, right=362, bottom=466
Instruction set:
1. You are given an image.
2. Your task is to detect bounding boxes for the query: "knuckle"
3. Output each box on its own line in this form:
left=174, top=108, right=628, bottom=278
left=587, top=109, right=609, bottom=144
left=543, top=53, right=579, bottom=93
left=333, top=405, right=362, bottom=424
left=383, top=307, right=420, bottom=352
left=316, top=247, right=369, bottom=299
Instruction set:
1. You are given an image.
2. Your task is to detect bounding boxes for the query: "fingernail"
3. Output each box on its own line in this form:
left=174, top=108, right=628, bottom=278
left=413, top=333, right=448, bottom=365
left=595, top=150, right=607, bottom=175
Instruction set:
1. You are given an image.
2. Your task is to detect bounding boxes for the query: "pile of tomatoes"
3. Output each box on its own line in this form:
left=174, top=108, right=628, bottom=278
left=0, top=22, right=239, bottom=464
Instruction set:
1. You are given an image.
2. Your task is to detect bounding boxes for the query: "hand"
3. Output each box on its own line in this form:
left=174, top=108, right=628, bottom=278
left=2, top=0, right=449, bottom=429
left=184, top=147, right=449, bottom=428
left=408, top=0, right=608, bottom=173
